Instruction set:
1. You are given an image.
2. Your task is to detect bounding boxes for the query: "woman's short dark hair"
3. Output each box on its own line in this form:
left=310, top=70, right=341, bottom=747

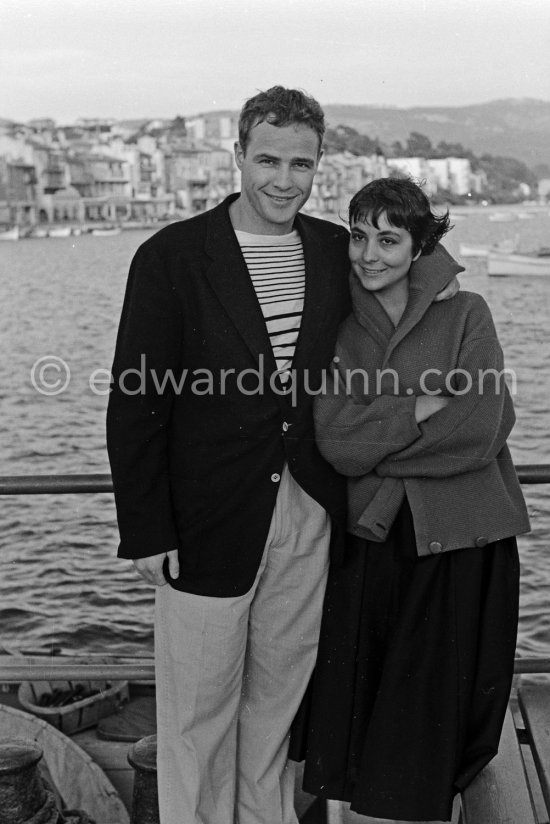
left=348, top=177, right=451, bottom=255
left=238, top=86, right=325, bottom=155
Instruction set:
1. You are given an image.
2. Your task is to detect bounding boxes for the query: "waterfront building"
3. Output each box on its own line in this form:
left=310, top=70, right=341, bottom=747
left=538, top=178, right=550, bottom=202
left=428, top=157, right=473, bottom=196
left=387, top=156, right=435, bottom=192
left=164, top=139, right=235, bottom=214
left=186, top=112, right=239, bottom=155
left=388, top=155, right=485, bottom=199
left=0, top=113, right=510, bottom=227
left=305, top=150, right=389, bottom=216
left=0, top=155, right=38, bottom=227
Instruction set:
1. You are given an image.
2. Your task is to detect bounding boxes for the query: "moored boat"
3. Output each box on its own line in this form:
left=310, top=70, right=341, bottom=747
left=459, top=237, right=518, bottom=259
left=0, top=225, right=19, bottom=241
left=29, top=226, right=49, bottom=238
left=488, top=250, right=550, bottom=277
left=91, top=226, right=122, bottom=236
left=48, top=226, right=72, bottom=238
left=459, top=242, right=492, bottom=257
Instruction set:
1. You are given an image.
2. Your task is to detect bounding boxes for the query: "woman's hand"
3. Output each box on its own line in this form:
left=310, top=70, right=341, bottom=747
left=414, top=395, right=450, bottom=423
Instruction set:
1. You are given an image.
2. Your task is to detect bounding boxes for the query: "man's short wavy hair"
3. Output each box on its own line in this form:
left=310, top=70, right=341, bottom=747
left=238, top=86, right=325, bottom=155
left=349, top=176, right=451, bottom=256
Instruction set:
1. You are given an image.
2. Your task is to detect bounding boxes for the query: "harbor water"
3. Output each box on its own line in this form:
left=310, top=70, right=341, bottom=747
left=0, top=207, right=549, bottom=658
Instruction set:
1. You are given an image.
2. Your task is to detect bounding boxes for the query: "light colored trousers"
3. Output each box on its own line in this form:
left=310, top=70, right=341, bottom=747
left=155, top=465, right=331, bottom=824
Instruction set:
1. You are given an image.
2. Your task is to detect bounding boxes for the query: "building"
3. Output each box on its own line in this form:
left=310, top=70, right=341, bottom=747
left=164, top=140, right=235, bottom=214
left=306, top=150, right=389, bottom=215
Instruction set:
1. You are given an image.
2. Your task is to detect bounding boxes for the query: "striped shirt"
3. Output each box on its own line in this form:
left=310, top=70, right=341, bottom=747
left=236, top=229, right=305, bottom=382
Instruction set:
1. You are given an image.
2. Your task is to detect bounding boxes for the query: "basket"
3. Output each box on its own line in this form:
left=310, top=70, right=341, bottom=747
left=17, top=659, right=128, bottom=736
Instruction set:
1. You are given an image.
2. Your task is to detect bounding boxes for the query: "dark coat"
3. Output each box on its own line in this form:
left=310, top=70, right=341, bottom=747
left=106, top=194, right=350, bottom=596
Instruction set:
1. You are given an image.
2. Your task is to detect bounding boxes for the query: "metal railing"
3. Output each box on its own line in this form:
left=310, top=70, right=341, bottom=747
left=0, top=464, right=547, bottom=495
left=0, top=464, right=549, bottom=682
left=0, top=473, right=113, bottom=494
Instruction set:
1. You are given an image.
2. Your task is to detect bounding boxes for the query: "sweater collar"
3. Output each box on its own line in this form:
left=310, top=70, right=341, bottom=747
left=350, top=243, right=464, bottom=364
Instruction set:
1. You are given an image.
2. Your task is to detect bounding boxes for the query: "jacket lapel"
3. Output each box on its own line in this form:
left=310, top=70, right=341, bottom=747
left=291, top=213, right=335, bottom=374
left=203, top=196, right=278, bottom=373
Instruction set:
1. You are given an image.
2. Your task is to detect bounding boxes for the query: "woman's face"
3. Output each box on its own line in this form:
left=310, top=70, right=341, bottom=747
left=349, top=211, right=421, bottom=299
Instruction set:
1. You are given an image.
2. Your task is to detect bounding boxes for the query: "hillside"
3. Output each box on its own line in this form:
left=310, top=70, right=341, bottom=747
left=323, top=99, right=550, bottom=170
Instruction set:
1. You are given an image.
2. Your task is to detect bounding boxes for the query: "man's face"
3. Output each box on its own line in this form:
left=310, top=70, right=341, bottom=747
left=233, top=120, right=321, bottom=235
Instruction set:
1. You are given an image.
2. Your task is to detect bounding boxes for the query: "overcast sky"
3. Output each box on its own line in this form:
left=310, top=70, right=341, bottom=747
left=1, top=0, right=549, bottom=123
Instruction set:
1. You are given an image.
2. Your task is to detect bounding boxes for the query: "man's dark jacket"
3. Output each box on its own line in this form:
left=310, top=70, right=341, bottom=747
left=106, top=194, right=351, bottom=596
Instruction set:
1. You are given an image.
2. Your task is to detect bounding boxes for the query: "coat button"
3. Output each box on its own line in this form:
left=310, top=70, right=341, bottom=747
left=282, top=422, right=289, bottom=432
left=475, top=536, right=489, bottom=547
left=271, top=473, right=281, bottom=483
left=429, top=541, right=443, bottom=554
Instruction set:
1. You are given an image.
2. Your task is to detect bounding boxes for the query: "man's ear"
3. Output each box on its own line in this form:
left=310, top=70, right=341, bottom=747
left=234, top=141, right=244, bottom=170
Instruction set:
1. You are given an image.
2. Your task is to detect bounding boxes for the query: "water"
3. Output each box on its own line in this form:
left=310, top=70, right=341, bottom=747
left=0, top=208, right=549, bottom=658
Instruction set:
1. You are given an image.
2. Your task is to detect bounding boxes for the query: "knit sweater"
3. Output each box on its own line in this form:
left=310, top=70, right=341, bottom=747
left=314, top=245, right=530, bottom=556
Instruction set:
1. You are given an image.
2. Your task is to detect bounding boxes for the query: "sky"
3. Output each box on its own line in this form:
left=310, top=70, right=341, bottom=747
left=1, top=0, right=549, bottom=123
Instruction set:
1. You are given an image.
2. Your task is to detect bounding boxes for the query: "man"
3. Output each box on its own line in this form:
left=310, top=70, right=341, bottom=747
left=107, top=86, right=458, bottom=824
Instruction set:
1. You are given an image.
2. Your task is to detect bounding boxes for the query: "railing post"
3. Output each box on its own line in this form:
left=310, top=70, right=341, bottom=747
left=0, top=739, right=58, bottom=823
left=127, top=734, right=159, bottom=824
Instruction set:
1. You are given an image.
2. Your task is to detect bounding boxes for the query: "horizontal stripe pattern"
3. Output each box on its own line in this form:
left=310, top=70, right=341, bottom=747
left=236, top=230, right=305, bottom=382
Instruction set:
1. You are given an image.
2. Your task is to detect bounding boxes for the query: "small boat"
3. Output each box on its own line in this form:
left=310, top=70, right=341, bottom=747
left=0, top=703, right=129, bottom=823
left=459, top=238, right=517, bottom=258
left=489, top=212, right=516, bottom=223
left=0, top=225, right=19, bottom=241
left=459, top=243, right=492, bottom=258
left=488, top=250, right=550, bottom=277
left=48, top=226, right=72, bottom=238
left=91, top=226, right=121, bottom=236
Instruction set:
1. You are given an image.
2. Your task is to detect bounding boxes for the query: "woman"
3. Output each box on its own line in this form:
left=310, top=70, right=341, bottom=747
left=301, top=178, right=530, bottom=822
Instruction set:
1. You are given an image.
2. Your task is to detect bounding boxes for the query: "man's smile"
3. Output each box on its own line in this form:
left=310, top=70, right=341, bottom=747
left=264, top=192, right=297, bottom=203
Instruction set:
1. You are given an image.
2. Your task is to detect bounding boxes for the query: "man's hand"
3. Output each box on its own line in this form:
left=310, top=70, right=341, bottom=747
left=434, top=275, right=460, bottom=302
left=133, top=549, right=180, bottom=586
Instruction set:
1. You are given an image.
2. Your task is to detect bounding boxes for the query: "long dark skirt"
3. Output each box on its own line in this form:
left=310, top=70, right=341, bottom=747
left=301, top=501, right=520, bottom=822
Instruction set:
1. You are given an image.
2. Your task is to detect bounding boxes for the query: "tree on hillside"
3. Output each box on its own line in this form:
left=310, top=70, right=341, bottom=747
left=405, top=132, right=433, bottom=157
left=433, top=140, right=475, bottom=160
left=170, top=115, right=187, bottom=136
left=390, top=140, right=405, bottom=157
left=478, top=154, right=538, bottom=202
left=324, top=125, right=378, bottom=156
left=533, top=163, right=550, bottom=180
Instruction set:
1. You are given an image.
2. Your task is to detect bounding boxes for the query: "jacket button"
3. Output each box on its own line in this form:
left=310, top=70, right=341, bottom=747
left=475, top=536, right=489, bottom=547
left=271, top=473, right=281, bottom=483
left=429, top=541, right=443, bottom=554
left=282, top=422, right=289, bottom=433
